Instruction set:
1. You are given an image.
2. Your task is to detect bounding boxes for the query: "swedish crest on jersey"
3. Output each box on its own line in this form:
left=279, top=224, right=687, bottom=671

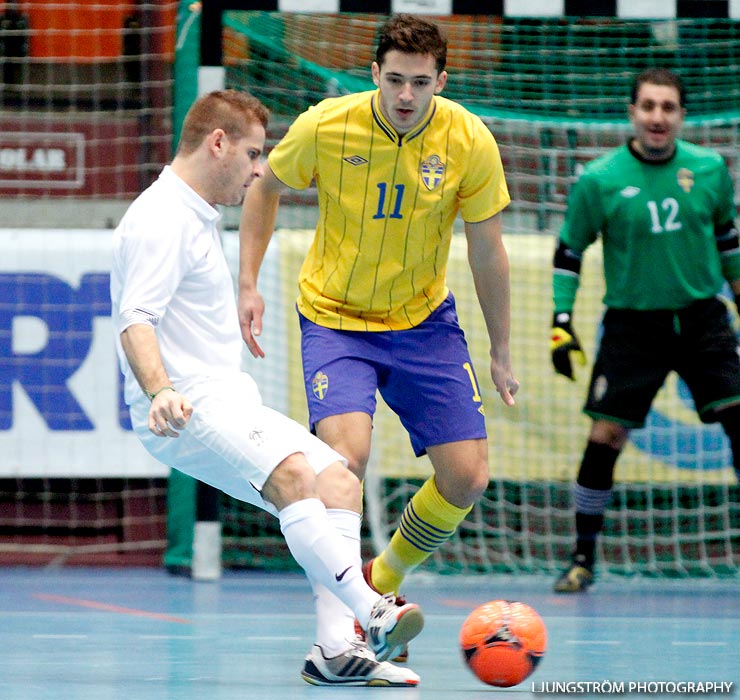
left=676, top=167, right=694, bottom=193
left=420, top=154, right=445, bottom=191
left=312, top=371, right=329, bottom=400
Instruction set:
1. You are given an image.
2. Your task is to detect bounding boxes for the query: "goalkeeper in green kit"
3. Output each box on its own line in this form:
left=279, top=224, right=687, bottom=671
left=550, top=68, right=740, bottom=592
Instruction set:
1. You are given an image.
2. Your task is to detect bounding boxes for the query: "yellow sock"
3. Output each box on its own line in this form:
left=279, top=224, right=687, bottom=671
left=370, top=477, right=472, bottom=594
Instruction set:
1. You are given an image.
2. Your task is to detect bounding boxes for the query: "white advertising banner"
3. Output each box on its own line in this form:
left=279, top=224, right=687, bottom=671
left=0, top=229, right=167, bottom=477
left=0, top=228, right=287, bottom=478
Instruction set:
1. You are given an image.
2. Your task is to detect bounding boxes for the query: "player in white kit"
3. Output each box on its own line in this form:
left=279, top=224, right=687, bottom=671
left=110, top=89, right=423, bottom=687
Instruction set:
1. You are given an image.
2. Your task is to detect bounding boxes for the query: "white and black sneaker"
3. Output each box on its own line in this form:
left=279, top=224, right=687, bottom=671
left=366, top=593, right=424, bottom=662
left=301, top=640, right=420, bottom=687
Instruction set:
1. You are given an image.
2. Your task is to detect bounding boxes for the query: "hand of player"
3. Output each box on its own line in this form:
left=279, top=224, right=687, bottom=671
left=148, top=389, right=193, bottom=438
left=490, top=356, right=520, bottom=407
left=550, top=312, right=586, bottom=380
left=238, top=287, right=266, bottom=359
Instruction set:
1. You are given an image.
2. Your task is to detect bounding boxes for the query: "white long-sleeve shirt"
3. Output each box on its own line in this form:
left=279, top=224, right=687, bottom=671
left=111, top=166, right=242, bottom=405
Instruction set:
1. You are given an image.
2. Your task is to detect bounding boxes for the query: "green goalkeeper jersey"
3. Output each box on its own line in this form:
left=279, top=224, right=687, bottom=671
left=558, top=139, right=737, bottom=311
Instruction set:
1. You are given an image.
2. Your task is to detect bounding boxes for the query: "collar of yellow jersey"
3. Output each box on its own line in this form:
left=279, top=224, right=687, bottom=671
left=371, top=91, right=437, bottom=146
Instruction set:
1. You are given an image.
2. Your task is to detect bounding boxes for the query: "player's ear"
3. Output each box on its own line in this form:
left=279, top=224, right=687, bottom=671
left=371, top=62, right=380, bottom=87
left=435, top=70, right=448, bottom=94
left=208, top=128, right=227, bottom=158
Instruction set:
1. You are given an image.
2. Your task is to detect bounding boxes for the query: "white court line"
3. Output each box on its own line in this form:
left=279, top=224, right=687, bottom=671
left=566, top=640, right=728, bottom=647
left=137, top=634, right=303, bottom=641
left=33, top=634, right=88, bottom=639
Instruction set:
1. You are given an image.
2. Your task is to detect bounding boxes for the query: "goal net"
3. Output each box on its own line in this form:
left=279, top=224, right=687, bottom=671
left=0, top=1, right=179, bottom=566
left=218, top=12, right=740, bottom=578
left=0, top=1, right=178, bottom=225
left=2, top=8, right=739, bottom=577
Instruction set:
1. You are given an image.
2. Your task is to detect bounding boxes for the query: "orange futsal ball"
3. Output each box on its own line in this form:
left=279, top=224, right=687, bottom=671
left=459, top=599, right=547, bottom=687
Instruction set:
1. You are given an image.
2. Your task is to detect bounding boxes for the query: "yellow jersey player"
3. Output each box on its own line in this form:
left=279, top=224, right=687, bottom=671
left=239, top=14, right=519, bottom=657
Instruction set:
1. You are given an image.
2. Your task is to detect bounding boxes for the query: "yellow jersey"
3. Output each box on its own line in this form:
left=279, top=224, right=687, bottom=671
left=269, top=90, right=510, bottom=331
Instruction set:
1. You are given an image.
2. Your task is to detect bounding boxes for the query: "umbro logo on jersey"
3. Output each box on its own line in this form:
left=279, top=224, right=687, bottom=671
left=620, top=186, right=641, bottom=198
left=344, top=155, right=368, bottom=166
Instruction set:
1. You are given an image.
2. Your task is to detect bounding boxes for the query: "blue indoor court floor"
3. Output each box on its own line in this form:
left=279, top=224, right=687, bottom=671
left=1, top=566, right=737, bottom=700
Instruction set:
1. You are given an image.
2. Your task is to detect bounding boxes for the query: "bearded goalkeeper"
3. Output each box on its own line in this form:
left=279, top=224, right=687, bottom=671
left=550, top=68, right=740, bottom=592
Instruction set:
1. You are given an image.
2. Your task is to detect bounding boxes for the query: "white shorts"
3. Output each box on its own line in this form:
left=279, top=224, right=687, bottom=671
left=129, top=372, right=346, bottom=515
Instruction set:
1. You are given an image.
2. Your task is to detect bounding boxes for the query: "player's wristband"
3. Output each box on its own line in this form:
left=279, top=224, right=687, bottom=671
left=147, top=386, right=176, bottom=401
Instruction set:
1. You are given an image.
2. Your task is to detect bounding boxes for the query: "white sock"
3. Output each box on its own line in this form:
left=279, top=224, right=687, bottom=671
left=279, top=499, right=376, bottom=629
left=307, top=576, right=355, bottom=657
left=309, top=509, right=363, bottom=656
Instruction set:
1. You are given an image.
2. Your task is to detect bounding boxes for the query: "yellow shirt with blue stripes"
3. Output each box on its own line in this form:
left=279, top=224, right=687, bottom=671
left=268, top=90, right=510, bottom=331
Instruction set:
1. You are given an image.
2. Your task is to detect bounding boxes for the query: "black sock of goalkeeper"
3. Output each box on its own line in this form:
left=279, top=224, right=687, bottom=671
left=572, top=441, right=620, bottom=567
left=717, top=404, right=740, bottom=484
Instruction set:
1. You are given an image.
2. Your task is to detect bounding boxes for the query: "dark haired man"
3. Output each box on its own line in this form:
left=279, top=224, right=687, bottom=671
left=239, top=14, right=518, bottom=656
left=551, top=68, right=740, bottom=592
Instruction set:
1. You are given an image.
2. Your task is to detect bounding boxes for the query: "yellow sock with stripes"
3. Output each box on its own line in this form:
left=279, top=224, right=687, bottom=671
left=369, top=477, right=472, bottom=594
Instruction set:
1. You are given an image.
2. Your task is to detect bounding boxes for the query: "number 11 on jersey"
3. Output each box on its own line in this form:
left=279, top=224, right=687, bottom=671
left=373, top=182, right=406, bottom=220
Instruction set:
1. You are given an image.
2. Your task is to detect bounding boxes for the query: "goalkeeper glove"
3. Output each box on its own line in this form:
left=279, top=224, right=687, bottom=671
left=550, top=312, right=586, bottom=380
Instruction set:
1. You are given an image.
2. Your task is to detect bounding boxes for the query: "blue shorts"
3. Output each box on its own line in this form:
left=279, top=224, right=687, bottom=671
left=299, top=293, right=487, bottom=457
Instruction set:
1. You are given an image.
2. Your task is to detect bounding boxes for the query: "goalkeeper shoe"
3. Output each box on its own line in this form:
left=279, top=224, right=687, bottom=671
left=301, top=641, right=420, bottom=687
left=366, top=593, right=424, bottom=662
left=553, top=556, right=594, bottom=593
left=353, top=559, right=409, bottom=662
